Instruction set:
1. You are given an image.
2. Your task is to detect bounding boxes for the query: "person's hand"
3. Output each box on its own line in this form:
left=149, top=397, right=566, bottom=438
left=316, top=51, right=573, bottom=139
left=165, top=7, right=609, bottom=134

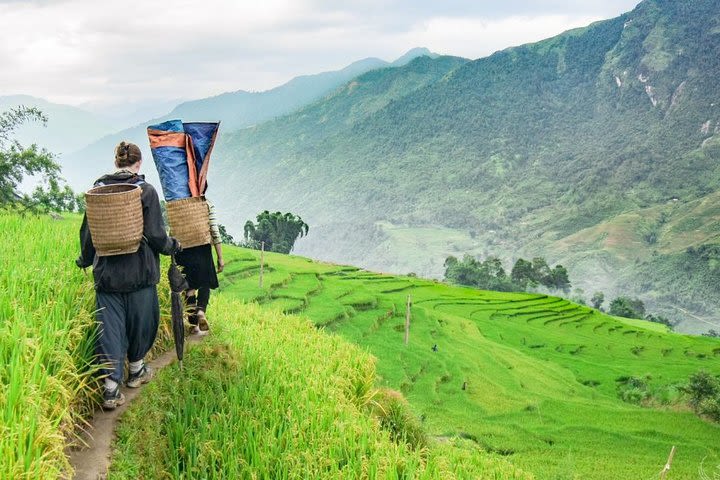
left=75, top=257, right=90, bottom=276
left=217, top=258, right=225, bottom=273
left=172, top=238, right=183, bottom=255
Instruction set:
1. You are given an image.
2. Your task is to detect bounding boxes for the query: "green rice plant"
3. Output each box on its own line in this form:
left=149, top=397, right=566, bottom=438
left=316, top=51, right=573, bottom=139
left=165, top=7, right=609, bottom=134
left=0, top=213, right=98, bottom=478
left=0, top=212, right=174, bottom=478
left=369, top=388, right=427, bottom=450
left=208, top=244, right=720, bottom=479
left=109, top=301, right=530, bottom=479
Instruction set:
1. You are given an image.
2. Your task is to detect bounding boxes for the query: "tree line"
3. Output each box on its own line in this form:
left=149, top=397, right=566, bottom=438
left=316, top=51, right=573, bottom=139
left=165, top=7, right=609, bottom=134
left=444, top=255, right=570, bottom=293
left=444, top=254, right=680, bottom=330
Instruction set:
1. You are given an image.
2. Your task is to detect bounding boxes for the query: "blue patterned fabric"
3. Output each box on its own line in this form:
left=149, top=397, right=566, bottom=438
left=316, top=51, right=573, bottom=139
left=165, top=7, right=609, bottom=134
left=183, top=122, right=219, bottom=176
left=147, top=120, right=191, bottom=201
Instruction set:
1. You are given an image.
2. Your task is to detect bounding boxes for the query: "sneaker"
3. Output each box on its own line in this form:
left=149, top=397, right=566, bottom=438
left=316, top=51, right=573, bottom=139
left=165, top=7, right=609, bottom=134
left=126, top=365, right=154, bottom=388
left=102, top=386, right=126, bottom=410
left=197, top=311, right=210, bottom=332
left=189, top=325, right=200, bottom=335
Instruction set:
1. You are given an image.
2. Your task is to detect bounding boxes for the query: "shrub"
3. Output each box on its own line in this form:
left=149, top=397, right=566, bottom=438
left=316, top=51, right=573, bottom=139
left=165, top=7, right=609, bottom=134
left=683, top=370, right=720, bottom=421
left=616, top=376, right=651, bottom=404
left=370, top=388, right=428, bottom=450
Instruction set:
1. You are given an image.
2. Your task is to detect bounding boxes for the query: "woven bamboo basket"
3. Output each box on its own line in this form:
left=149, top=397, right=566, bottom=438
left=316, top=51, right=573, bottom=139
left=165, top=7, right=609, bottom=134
left=166, top=197, right=211, bottom=248
left=85, top=184, right=143, bottom=256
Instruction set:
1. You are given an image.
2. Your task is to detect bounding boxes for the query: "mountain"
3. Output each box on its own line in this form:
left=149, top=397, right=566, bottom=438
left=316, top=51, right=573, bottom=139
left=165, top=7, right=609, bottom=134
left=0, top=95, right=115, bottom=155
left=390, top=47, right=439, bottom=66
left=166, top=57, right=388, bottom=130
left=210, top=0, right=720, bottom=333
left=79, top=98, right=185, bottom=128
left=61, top=49, right=436, bottom=189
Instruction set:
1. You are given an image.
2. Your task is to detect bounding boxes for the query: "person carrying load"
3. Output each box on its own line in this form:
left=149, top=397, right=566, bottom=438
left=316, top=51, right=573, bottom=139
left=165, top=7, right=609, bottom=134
left=176, top=185, right=224, bottom=334
left=76, top=141, right=181, bottom=409
left=147, top=120, right=223, bottom=334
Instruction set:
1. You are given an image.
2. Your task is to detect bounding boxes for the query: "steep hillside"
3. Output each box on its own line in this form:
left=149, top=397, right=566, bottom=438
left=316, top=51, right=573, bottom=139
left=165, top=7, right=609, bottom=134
left=213, top=245, right=720, bottom=479
left=1, top=212, right=529, bottom=479
left=60, top=49, right=436, bottom=189
left=4, top=212, right=718, bottom=479
left=216, top=54, right=467, bottom=190
left=109, top=302, right=529, bottom=480
left=211, top=0, right=720, bottom=332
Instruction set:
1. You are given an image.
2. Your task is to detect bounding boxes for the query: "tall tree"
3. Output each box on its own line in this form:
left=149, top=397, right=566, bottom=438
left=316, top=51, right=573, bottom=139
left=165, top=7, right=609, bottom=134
left=0, top=106, right=79, bottom=212
left=218, top=224, right=236, bottom=245
left=549, top=265, right=571, bottom=293
left=608, top=296, right=646, bottom=319
left=532, top=257, right=552, bottom=287
left=511, top=258, right=535, bottom=289
left=244, top=210, right=309, bottom=254
left=591, top=291, right=605, bottom=310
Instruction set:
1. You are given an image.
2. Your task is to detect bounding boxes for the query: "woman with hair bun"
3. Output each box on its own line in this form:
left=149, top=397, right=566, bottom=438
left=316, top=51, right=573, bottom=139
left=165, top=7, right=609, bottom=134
left=76, top=141, right=181, bottom=409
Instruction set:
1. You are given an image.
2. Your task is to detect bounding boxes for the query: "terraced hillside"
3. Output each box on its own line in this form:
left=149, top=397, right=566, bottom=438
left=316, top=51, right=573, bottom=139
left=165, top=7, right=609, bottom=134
left=220, top=247, right=720, bottom=479
left=2, top=212, right=529, bottom=479
left=211, top=0, right=720, bottom=334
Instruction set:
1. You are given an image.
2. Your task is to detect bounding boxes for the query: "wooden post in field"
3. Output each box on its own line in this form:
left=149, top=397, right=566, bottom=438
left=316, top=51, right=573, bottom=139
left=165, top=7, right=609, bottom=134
left=404, top=295, right=412, bottom=345
left=659, top=446, right=676, bottom=479
left=259, top=241, right=265, bottom=289
left=659, top=446, right=676, bottom=480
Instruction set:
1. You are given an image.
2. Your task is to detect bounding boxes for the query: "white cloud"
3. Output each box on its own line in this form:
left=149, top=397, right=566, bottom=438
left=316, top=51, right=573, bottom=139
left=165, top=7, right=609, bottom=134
left=0, top=0, right=636, bottom=107
left=403, top=15, right=602, bottom=59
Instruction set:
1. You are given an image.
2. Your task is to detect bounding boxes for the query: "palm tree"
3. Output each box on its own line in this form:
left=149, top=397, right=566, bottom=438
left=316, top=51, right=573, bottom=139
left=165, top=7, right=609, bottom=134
left=243, top=211, right=309, bottom=253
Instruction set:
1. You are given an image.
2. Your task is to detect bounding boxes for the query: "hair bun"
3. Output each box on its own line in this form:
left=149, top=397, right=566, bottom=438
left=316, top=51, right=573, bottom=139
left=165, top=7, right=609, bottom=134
left=115, top=141, right=141, bottom=168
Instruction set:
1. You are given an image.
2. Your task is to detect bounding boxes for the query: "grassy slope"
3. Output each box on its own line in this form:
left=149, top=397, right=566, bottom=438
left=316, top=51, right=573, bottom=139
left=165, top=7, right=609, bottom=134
left=1, top=213, right=528, bottom=479
left=0, top=213, right=97, bottom=478
left=0, top=212, right=176, bottom=478
left=109, top=302, right=528, bottom=479
left=5, top=213, right=719, bottom=479
left=218, top=246, right=720, bottom=479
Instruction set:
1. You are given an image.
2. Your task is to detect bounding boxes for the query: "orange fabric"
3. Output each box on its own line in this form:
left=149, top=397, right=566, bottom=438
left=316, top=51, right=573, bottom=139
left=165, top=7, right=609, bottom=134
left=185, top=135, right=200, bottom=197
left=147, top=130, right=187, bottom=149
left=196, top=123, right=218, bottom=195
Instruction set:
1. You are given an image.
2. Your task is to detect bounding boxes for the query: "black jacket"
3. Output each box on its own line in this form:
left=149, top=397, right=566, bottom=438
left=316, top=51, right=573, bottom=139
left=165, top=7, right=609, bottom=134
left=77, top=171, right=180, bottom=293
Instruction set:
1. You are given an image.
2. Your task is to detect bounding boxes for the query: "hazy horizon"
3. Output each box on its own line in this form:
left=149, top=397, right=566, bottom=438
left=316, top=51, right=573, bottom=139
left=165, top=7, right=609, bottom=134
left=0, top=0, right=640, bottom=109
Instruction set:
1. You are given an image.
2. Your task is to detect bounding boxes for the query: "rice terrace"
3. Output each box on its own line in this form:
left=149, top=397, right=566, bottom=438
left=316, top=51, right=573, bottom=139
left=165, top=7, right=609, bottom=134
left=4, top=0, right=720, bottom=478
left=3, top=213, right=720, bottom=479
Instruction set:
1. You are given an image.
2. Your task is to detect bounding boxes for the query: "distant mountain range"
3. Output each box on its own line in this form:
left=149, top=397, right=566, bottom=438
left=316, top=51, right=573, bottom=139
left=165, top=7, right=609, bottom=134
left=7, top=3, right=720, bottom=334
left=0, top=95, right=115, bottom=155
left=58, top=48, right=438, bottom=189
left=206, top=0, right=720, bottom=333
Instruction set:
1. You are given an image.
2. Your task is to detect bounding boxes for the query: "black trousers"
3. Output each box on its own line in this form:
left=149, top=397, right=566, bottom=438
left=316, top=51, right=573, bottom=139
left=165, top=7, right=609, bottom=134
left=95, top=285, right=159, bottom=383
left=186, top=287, right=211, bottom=325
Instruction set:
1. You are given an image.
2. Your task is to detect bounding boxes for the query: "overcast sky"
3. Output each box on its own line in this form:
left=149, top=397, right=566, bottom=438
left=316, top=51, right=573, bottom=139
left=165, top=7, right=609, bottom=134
left=0, top=0, right=640, bottom=108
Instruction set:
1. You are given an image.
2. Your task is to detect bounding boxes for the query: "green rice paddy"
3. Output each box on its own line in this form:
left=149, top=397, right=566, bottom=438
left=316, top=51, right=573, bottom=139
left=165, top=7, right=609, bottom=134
left=3, top=212, right=719, bottom=479
left=213, top=246, right=720, bottom=479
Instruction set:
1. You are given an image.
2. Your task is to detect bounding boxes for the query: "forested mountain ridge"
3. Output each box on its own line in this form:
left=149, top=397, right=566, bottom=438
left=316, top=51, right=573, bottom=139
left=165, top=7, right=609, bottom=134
left=60, top=49, right=436, bottom=188
left=211, top=0, right=720, bottom=332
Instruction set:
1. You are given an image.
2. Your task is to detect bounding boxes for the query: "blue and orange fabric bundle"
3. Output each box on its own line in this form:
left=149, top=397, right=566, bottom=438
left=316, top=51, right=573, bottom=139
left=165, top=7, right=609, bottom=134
left=147, top=120, right=220, bottom=201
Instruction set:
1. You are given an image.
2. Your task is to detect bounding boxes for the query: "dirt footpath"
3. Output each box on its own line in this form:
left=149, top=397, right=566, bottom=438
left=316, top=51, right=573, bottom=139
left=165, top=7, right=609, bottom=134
left=67, top=336, right=203, bottom=480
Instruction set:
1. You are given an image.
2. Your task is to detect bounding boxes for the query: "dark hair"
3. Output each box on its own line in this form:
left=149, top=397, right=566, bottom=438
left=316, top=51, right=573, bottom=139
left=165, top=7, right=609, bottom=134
left=114, top=141, right=142, bottom=168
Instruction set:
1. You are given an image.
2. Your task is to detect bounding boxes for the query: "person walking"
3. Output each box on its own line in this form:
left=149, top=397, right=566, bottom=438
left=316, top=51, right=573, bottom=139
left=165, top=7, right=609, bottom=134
left=176, top=196, right=224, bottom=334
left=76, top=141, right=181, bottom=409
